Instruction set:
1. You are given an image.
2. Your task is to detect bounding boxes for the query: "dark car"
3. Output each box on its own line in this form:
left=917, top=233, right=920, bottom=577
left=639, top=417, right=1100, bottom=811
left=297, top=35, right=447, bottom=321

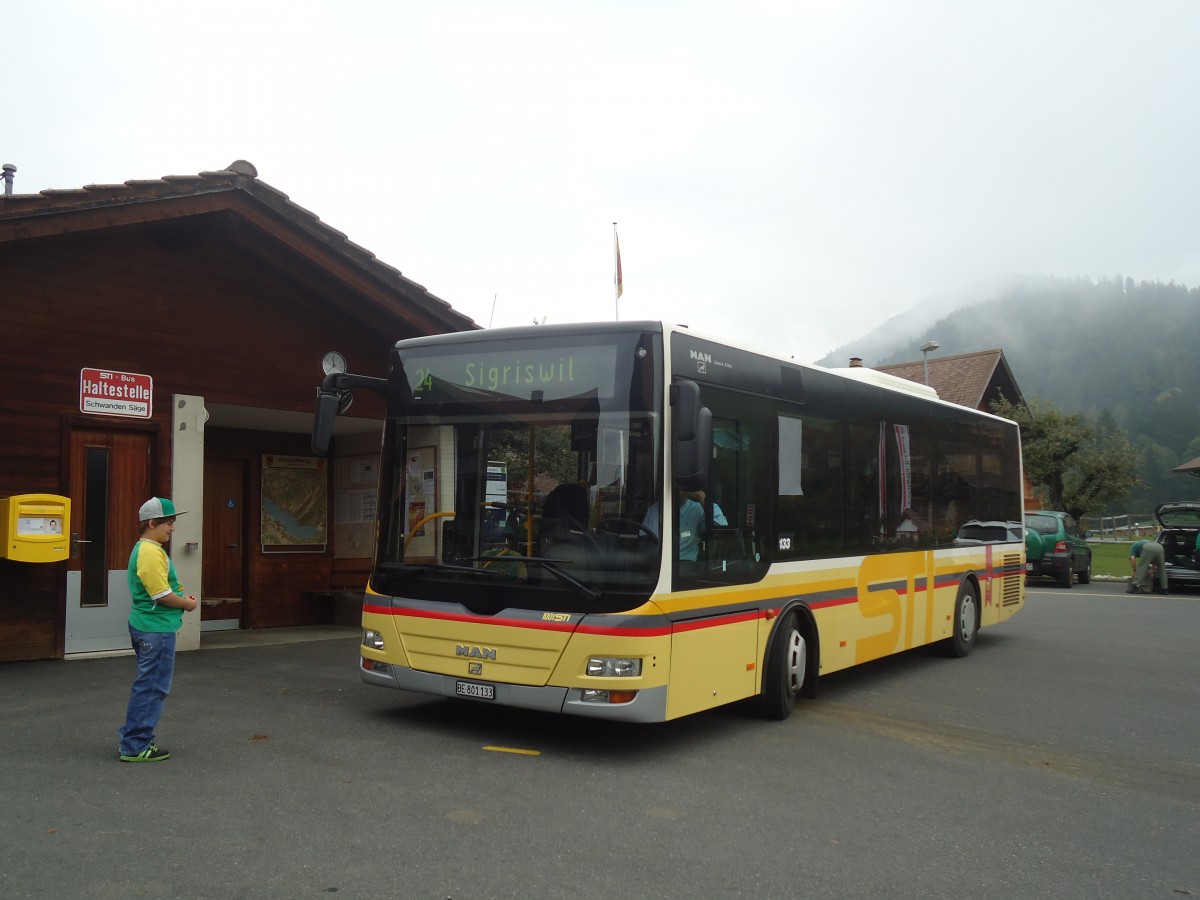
left=953, top=520, right=1023, bottom=546
left=1024, top=510, right=1092, bottom=588
left=1155, top=501, right=1200, bottom=591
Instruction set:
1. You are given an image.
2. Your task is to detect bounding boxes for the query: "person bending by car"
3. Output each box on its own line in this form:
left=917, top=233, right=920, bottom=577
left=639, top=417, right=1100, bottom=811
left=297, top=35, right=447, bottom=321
left=1127, top=538, right=1168, bottom=595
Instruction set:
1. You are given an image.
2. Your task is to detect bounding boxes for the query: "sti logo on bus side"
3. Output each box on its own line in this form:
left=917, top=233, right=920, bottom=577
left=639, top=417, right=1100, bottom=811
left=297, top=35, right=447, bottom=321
left=456, top=644, right=497, bottom=661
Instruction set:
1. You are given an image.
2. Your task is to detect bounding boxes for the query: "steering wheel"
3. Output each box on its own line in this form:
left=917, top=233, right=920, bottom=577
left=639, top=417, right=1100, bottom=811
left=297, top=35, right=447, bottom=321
left=596, top=517, right=660, bottom=546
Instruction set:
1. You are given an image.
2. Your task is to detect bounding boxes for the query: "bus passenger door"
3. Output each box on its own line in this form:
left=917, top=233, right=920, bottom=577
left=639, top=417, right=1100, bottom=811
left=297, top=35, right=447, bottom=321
left=673, top=393, right=771, bottom=592
left=666, top=386, right=772, bottom=717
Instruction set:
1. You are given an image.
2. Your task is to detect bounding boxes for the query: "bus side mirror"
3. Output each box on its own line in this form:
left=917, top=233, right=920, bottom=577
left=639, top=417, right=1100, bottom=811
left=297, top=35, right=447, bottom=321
left=310, top=372, right=389, bottom=457
left=311, top=389, right=340, bottom=456
left=672, top=380, right=712, bottom=493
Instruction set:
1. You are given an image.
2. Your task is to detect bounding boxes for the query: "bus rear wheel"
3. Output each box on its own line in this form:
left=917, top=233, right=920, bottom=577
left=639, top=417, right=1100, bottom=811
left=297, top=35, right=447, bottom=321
left=758, top=611, right=805, bottom=720
left=944, top=581, right=979, bottom=658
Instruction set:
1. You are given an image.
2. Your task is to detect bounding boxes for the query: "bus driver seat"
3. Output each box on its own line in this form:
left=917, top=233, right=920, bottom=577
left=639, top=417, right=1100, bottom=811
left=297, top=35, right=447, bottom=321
left=538, top=483, right=590, bottom=565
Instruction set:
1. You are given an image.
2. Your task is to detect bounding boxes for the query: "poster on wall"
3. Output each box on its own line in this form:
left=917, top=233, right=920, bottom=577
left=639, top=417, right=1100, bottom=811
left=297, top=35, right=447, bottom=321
left=404, top=446, right=437, bottom=559
left=261, top=455, right=328, bottom=552
left=334, top=454, right=379, bottom=559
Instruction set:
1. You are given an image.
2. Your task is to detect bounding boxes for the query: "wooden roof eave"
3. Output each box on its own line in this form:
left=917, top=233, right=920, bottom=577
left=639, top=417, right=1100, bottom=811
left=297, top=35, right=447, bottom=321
left=220, top=188, right=476, bottom=336
left=0, top=181, right=477, bottom=337
left=0, top=191, right=238, bottom=243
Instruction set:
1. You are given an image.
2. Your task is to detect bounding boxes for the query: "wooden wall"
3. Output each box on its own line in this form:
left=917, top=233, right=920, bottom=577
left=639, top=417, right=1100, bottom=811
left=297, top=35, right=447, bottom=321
left=0, top=562, right=61, bottom=662
left=206, top=427, right=342, bottom=629
left=0, top=218, right=417, bottom=660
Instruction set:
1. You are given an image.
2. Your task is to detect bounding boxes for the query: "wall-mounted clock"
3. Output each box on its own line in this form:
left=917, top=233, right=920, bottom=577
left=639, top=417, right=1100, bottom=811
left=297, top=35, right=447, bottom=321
left=321, top=350, right=347, bottom=375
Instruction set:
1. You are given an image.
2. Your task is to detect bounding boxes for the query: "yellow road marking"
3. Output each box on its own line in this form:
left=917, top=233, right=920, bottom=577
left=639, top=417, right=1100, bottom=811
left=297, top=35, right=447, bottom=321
left=483, top=745, right=541, bottom=756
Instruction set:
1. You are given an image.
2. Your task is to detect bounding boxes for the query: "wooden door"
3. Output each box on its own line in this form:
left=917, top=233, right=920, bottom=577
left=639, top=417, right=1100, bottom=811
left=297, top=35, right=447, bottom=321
left=65, top=428, right=153, bottom=653
left=202, top=458, right=245, bottom=626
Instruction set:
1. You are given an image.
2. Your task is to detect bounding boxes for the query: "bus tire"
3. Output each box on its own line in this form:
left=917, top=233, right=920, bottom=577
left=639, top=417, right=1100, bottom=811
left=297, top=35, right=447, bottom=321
left=944, top=580, right=979, bottom=658
left=758, top=611, right=805, bottom=720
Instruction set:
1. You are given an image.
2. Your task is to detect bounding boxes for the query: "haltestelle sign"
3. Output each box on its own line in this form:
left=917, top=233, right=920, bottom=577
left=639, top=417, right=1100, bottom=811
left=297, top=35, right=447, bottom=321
left=80, top=368, right=153, bottom=419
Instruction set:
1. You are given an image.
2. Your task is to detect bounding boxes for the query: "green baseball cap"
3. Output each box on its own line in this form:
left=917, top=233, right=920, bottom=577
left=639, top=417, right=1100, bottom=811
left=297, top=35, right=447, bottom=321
left=138, top=497, right=187, bottom=521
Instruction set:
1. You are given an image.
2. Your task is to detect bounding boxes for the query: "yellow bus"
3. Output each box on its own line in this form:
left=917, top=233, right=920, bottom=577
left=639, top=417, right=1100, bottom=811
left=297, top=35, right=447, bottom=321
left=312, top=321, right=1025, bottom=722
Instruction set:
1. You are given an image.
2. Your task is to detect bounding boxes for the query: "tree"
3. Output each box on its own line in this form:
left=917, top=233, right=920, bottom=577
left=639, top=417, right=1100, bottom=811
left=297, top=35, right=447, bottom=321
left=1069, top=418, right=1140, bottom=518
left=991, top=395, right=1139, bottom=521
left=485, top=423, right=577, bottom=499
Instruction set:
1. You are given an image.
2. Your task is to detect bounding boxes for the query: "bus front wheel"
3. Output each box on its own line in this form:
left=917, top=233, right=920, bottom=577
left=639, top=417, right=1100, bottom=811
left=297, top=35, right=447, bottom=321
left=944, top=581, right=979, bottom=658
left=758, top=612, right=805, bottom=720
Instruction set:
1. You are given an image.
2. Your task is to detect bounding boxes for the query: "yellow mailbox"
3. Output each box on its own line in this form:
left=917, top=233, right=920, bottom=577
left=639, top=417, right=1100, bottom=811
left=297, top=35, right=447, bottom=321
left=0, top=494, right=71, bottom=563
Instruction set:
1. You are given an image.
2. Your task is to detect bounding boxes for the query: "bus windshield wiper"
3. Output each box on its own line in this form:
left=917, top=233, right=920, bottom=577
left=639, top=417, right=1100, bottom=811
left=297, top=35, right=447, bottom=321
left=488, top=556, right=602, bottom=603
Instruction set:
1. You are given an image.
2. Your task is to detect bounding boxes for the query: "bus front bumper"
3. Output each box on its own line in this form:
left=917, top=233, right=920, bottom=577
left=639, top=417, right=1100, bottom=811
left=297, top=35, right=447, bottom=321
left=361, top=660, right=669, bottom=723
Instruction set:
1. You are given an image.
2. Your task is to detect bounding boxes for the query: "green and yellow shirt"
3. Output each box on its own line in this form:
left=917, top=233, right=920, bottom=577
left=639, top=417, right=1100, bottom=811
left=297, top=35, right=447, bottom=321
left=127, top=538, right=186, bottom=633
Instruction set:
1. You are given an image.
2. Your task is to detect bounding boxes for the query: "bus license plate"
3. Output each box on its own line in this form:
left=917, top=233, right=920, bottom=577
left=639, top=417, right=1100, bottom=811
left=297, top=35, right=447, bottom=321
left=456, top=680, right=495, bottom=700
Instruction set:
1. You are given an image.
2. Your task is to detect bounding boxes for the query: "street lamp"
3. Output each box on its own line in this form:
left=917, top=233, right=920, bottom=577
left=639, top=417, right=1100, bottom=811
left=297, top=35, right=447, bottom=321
left=920, top=340, right=939, bottom=385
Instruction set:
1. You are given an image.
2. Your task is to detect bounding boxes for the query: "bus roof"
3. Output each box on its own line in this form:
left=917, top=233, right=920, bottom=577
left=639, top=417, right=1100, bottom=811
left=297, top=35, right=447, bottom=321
left=819, top=364, right=940, bottom=400
left=394, top=320, right=1020, bottom=422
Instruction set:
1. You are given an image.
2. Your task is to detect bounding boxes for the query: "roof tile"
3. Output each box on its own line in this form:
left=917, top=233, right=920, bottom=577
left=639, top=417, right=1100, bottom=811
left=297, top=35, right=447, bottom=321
left=876, top=349, right=1014, bottom=411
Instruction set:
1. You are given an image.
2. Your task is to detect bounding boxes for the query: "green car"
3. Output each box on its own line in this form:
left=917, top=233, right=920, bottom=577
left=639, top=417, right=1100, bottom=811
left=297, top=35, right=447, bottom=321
left=1024, top=510, right=1092, bottom=588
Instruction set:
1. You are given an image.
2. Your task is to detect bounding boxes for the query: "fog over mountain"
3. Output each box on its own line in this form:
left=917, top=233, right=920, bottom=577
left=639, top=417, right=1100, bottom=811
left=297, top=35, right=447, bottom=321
left=817, top=275, right=1028, bottom=369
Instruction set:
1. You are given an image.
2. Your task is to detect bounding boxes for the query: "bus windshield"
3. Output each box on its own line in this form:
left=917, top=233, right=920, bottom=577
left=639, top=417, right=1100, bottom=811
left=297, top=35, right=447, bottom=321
left=373, top=328, right=663, bottom=614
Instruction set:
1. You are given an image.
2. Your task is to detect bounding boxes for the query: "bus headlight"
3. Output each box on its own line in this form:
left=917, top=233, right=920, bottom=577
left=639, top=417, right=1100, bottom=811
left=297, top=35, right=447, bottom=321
left=363, top=630, right=385, bottom=651
left=582, top=689, right=638, bottom=704
left=587, top=657, right=641, bottom=677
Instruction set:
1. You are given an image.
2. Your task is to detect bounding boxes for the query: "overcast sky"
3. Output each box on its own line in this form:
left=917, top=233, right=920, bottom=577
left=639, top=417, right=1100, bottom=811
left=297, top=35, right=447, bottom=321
left=7, top=0, right=1198, bottom=364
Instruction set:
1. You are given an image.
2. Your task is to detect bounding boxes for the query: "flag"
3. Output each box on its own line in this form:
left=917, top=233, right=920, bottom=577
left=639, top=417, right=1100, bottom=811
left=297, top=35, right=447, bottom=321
left=878, top=422, right=887, bottom=519
left=893, top=423, right=912, bottom=512
left=615, top=231, right=624, bottom=298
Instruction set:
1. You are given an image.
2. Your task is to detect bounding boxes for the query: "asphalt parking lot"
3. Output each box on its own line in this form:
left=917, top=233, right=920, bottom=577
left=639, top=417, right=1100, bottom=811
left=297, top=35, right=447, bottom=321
left=1, top=628, right=371, bottom=899
left=2, top=591, right=1197, bottom=900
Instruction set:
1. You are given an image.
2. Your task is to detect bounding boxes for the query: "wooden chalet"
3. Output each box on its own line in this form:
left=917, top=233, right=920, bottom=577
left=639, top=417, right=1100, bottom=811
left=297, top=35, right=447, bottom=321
left=0, top=160, right=477, bottom=661
left=1173, top=456, right=1200, bottom=477
left=874, top=349, right=1025, bottom=413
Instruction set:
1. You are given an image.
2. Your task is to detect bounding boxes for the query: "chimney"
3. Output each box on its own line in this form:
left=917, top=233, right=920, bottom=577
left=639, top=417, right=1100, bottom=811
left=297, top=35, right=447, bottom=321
left=849, top=357, right=863, bottom=368
left=2, top=163, right=15, bottom=195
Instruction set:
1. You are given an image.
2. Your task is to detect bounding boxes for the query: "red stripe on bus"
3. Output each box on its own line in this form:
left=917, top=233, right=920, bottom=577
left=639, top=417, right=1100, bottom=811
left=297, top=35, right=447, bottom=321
left=365, top=603, right=775, bottom=637
left=668, top=609, right=761, bottom=634
left=809, top=594, right=858, bottom=610
left=364, top=604, right=577, bottom=632
left=574, top=623, right=674, bottom=637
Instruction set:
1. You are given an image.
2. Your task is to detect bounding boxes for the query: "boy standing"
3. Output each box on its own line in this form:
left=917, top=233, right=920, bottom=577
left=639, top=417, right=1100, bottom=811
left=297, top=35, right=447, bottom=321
left=117, top=497, right=198, bottom=762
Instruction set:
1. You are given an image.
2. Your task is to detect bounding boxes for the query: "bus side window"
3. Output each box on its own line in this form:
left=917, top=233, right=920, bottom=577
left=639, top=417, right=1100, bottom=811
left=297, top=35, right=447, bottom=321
left=677, top=391, right=770, bottom=587
left=775, top=413, right=844, bottom=560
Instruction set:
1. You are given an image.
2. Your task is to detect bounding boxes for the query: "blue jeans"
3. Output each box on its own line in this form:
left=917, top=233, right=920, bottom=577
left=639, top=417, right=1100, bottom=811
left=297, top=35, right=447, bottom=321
left=118, top=625, right=177, bottom=756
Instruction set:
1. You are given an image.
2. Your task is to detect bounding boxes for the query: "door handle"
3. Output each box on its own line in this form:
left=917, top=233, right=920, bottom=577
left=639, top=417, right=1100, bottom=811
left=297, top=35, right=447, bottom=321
left=226, top=543, right=239, bottom=548
left=70, top=533, right=92, bottom=560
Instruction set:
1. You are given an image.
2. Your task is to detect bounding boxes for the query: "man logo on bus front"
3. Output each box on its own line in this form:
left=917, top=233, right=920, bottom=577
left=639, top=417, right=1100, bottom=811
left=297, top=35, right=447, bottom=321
left=457, top=644, right=497, bottom=660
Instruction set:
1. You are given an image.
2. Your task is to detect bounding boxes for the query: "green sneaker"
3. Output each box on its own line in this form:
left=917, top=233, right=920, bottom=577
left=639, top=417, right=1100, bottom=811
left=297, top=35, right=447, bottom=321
left=120, top=743, right=170, bottom=762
